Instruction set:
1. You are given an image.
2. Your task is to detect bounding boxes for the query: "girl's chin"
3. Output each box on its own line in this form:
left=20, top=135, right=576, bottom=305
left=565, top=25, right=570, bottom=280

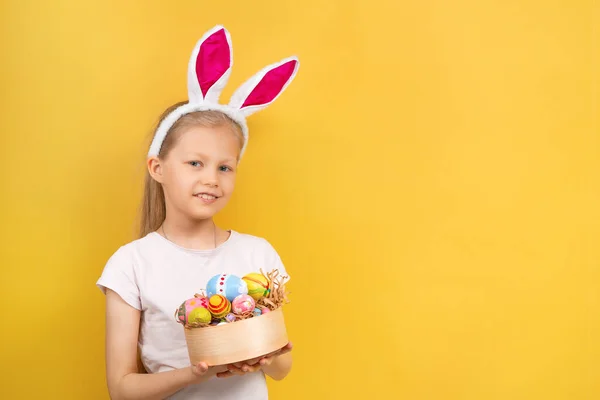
left=187, top=203, right=226, bottom=219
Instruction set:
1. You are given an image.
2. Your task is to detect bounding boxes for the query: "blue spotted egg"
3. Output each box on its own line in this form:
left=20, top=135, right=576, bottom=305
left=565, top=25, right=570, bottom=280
left=206, top=274, right=248, bottom=302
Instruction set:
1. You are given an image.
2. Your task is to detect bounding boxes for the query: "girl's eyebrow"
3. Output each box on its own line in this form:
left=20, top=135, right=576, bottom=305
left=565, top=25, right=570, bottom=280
left=186, top=152, right=208, bottom=158
left=186, top=152, right=236, bottom=164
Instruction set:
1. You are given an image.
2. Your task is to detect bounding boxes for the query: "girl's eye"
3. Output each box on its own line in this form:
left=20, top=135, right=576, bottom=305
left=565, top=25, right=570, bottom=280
left=219, top=165, right=232, bottom=172
left=189, top=161, right=202, bottom=167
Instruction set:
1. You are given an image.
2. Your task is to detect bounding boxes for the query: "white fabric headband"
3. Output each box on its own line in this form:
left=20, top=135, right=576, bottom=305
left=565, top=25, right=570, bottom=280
left=147, top=25, right=300, bottom=159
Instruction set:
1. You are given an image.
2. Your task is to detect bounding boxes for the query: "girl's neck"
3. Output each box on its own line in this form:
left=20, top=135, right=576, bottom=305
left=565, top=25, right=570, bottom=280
left=159, top=217, right=227, bottom=250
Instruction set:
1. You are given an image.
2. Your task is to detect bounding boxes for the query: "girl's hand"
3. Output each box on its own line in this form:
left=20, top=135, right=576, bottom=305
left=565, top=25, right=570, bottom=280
left=190, top=361, right=229, bottom=382
left=216, top=342, right=293, bottom=378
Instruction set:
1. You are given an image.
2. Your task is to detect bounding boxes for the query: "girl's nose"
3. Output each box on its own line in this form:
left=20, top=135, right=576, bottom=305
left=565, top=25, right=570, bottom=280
left=202, top=169, right=219, bottom=187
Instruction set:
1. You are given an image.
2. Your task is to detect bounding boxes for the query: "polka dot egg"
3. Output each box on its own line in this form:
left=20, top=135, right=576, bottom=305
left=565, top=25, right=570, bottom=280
left=176, top=297, right=209, bottom=325
left=206, top=274, right=248, bottom=302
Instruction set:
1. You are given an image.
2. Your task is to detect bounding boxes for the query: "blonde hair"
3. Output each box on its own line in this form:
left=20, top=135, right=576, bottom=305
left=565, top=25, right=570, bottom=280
left=138, top=102, right=244, bottom=238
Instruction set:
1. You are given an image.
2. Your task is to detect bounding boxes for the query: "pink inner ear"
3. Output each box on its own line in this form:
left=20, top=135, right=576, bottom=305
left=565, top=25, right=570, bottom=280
left=241, top=60, right=297, bottom=108
left=196, top=29, right=231, bottom=97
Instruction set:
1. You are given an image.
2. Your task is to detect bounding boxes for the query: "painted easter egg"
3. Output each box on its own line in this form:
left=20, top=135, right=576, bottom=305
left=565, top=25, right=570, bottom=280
left=259, top=306, right=271, bottom=314
left=206, top=274, right=248, bottom=301
left=253, top=307, right=262, bottom=317
left=208, top=294, right=231, bottom=319
left=242, top=273, right=271, bottom=301
left=225, top=313, right=236, bottom=323
left=176, top=297, right=209, bottom=325
left=187, top=306, right=211, bottom=324
left=231, top=294, right=256, bottom=314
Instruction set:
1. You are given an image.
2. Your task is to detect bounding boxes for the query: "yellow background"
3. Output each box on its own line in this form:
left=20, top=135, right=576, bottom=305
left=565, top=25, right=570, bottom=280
left=1, top=1, right=598, bottom=399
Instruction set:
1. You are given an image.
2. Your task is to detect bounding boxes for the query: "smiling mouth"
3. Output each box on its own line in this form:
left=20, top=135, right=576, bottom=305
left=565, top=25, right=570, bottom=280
left=195, top=193, right=219, bottom=200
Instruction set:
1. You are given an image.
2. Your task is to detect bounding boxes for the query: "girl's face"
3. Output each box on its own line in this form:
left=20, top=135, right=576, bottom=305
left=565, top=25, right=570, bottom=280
left=151, top=124, right=241, bottom=221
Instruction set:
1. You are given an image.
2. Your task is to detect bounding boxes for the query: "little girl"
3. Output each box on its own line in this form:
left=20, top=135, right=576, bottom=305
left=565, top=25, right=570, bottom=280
left=96, top=25, right=299, bottom=400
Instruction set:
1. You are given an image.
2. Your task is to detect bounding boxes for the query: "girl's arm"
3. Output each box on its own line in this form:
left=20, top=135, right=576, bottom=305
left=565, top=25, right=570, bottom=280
left=105, top=289, right=226, bottom=400
left=261, top=351, right=293, bottom=381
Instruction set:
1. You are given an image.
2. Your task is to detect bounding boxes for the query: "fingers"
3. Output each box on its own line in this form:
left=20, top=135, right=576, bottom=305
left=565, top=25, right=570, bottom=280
left=238, top=363, right=261, bottom=373
left=263, top=341, right=294, bottom=359
left=217, top=364, right=243, bottom=378
left=192, top=362, right=209, bottom=376
left=271, top=342, right=294, bottom=356
left=215, top=343, right=295, bottom=379
left=259, top=356, right=273, bottom=367
left=245, top=356, right=262, bottom=366
left=217, top=362, right=261, bottom=378
left=229, top=364, right=244, bottom=374
left=216, top=370, right=233, bottom=378
left=233, top=357, right=259, bottom=367
left=256, top=342, right=292, bottom=368
left=278, top=342, right=293, bottom=356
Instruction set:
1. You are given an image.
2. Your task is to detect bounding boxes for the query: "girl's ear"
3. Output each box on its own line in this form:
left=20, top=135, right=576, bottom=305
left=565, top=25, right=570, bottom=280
left=147, top=157, right=164, bottom=183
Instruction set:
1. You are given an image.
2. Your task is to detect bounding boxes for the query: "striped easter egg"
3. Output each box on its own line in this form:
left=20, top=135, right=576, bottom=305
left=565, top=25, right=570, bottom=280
left=242, top=272, right=271, bottom=301
left=206, top=274, right=248, bottom=302
left=208, top=294, right=231, bottom=319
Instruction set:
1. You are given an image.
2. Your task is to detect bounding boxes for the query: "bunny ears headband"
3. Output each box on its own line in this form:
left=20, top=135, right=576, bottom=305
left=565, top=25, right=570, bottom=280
left=147, top=25, right=300, bottom=159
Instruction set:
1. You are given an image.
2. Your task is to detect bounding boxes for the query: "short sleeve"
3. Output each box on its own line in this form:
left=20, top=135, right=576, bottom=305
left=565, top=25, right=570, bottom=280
left=261, top=238, right=291, bottom=283
left=96, top=246, right=142, bottom=310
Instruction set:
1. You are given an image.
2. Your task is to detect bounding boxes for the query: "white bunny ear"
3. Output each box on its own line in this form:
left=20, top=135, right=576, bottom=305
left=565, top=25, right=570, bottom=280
left=229, top=56, right=299, bottom=117
left=187, top=25, right=233, bottom=104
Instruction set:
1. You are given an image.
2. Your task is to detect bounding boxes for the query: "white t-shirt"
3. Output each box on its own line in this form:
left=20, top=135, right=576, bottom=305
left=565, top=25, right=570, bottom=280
left=96, top=230, right=290, bottom=400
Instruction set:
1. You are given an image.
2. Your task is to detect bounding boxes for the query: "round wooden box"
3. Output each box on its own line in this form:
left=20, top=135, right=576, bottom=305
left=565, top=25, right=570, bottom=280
left=184, top=307, right=288, bottom=366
